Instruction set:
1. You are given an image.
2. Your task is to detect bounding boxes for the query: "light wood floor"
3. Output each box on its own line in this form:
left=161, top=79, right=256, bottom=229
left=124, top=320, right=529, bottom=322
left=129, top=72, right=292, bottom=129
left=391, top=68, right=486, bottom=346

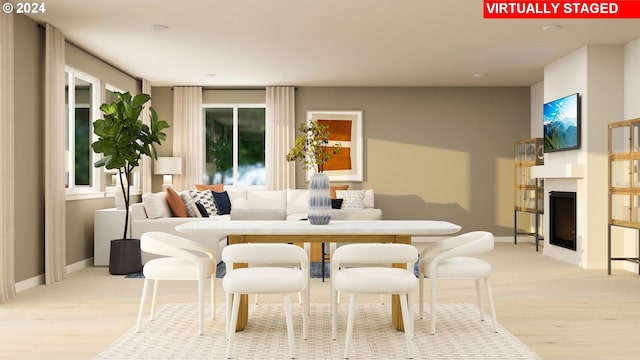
left=1, top=242, right=639, bottom=360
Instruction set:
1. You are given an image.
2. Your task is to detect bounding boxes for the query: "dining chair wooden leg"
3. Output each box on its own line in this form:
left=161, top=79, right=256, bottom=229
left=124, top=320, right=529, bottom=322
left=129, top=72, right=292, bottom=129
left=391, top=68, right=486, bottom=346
left=135, top=278, right=151, bottom=332
left=211, top=276, right=216, bottom=320
left=284, top=294, right=295, bottom=359
left=430, top=277, right=437, bottom=335
left=485, top=279, right=498, bottom=332
left=198, top=277, right=204, bottom=335
left=226, top=293, right=241, bottom=358
left=399, top=293, right=414, bottom=358
left=475, top=279, right=484, bottom=321
left=344, top=293, right=358, bottom=359
left=150, top=280, right=159, bottom=321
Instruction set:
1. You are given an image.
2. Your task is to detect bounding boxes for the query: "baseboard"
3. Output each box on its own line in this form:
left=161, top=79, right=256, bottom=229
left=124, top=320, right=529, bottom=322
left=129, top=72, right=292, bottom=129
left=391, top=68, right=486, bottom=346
left=16, top=257, right=94, bottom=293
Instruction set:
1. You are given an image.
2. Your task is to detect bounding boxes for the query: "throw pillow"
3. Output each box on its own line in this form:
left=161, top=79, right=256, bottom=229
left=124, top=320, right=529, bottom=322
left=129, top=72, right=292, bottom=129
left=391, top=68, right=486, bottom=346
left=331, top=198, right=344, bottom=209
left=179, top=190, right=201, bottom=218
left=188, top=189, right=218, bottom=215
left=195, top=201, right=209, bottom=217
left=195, top=184, right=224, bottom=192
left=212, top=190, right=232, bottom=215
left=166, top=187, right=188, bottom=217
left=330, top=185, right=349, bottom=199
left=336, top=190, right=365, bottom=209
left=141, top=192, right=172, bottom=219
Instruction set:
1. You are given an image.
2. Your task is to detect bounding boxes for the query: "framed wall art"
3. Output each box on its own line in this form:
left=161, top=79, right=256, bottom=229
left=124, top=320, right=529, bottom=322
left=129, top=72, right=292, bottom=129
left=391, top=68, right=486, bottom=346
left=306, top=110, right=363, bottom=182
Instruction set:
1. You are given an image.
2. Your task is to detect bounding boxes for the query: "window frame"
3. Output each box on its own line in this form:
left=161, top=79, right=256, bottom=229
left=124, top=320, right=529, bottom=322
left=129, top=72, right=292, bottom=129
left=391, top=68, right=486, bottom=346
left=202, top=103, right=266, bottom=189
left=65, top=66, right=102, bottom=200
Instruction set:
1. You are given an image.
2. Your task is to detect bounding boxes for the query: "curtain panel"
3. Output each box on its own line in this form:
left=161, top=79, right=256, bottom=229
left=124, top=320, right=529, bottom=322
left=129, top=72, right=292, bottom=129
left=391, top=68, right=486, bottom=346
left=265, top=86, right=295, bottom=190
left=44, top=24, right=67, bottom=284
left=172, top=87, right=203, bottom=191
left=0, top=3, right=16, bottom=302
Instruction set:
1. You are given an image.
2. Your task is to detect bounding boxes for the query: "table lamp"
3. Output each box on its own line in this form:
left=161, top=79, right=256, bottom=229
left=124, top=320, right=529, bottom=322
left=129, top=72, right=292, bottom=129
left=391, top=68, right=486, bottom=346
left=154, top=157, right=182, bottom=190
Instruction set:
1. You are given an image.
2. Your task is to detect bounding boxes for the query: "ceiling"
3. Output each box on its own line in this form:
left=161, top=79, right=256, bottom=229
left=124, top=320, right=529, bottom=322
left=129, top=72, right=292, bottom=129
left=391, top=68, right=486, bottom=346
left=25, top=0, right=640, bottom=87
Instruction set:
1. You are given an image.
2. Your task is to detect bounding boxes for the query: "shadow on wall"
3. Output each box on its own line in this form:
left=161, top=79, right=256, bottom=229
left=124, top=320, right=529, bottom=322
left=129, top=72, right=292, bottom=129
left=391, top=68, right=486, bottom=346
left=374, top=194, right=514, bottom=236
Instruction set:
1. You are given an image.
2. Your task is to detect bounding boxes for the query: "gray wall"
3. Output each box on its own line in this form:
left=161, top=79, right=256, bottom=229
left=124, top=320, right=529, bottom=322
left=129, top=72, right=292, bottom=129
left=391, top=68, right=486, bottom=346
left=13, top=15, right=141, bottom=282
left=14, top=14, right=44, bottom=281
left=296, top=87, right=531, bottom=234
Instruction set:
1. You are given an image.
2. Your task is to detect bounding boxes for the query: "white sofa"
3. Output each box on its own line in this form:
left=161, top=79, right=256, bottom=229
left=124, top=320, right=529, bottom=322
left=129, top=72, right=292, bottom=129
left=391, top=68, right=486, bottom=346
left=130, top=188, right=382, bottom=264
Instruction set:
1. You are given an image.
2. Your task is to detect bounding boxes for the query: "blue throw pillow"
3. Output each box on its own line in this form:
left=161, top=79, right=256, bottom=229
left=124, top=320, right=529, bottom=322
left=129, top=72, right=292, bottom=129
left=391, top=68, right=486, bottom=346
left=331, top=198, right=344, bottom=209
left=195, top=201, right=209, bottom=217
left=212, top=190, right=232, bottom=215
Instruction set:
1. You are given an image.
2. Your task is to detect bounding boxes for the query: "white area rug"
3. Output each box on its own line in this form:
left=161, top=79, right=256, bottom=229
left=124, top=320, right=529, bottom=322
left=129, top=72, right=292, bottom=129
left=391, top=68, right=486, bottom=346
left=95, top=302, right=540, bottom=360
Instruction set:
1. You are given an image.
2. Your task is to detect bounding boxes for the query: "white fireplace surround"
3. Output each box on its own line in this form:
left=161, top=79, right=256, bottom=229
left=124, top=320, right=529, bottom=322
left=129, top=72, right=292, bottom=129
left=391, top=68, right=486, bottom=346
left=531, top=164, right=585, bottom=267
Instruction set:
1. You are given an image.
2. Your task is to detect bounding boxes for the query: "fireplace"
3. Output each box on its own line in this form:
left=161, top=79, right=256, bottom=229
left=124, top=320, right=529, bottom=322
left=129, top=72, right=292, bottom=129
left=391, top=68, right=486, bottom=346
left=549, top=191, right=577, bottom=251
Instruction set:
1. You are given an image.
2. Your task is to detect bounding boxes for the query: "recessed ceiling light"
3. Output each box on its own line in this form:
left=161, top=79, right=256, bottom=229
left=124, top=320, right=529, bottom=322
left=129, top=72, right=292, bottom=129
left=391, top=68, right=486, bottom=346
left=472, top=73, right=487, bottom=78
left=206, top=73, right=216, bottom=77
left=542, top=25, right=562, bottom=32
left=151, top=24, right=169, bottom=32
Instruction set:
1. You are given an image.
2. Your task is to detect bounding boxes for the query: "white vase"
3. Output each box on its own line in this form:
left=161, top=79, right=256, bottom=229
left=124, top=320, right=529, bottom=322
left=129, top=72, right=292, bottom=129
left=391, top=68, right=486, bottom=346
left=308, top=172, right=332, bottom=225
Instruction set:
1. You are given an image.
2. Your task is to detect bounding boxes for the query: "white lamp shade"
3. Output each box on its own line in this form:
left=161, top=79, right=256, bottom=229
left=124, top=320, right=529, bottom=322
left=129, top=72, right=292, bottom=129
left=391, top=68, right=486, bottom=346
left=154, top=157, right=182, bottom=175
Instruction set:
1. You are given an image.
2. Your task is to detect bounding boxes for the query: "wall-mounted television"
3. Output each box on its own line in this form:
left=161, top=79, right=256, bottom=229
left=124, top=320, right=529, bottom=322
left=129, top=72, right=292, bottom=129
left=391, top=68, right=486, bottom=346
left=543, top=93, right=580, bottom=153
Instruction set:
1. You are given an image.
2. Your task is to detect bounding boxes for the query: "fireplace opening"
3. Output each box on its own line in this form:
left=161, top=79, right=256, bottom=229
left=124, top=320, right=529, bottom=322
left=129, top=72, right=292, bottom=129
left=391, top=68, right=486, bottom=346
left=549, top=191, right=577, bottom=251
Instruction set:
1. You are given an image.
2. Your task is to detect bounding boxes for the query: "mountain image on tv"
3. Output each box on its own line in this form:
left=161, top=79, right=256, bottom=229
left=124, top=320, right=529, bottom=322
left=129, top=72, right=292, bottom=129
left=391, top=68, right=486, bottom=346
left=543, top=93, right=579, bottom=152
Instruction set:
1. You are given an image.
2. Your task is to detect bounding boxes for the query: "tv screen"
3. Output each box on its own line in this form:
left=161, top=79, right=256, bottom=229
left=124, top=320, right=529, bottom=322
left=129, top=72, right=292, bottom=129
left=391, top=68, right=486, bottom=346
left=543, top=93, right=580, bottom=153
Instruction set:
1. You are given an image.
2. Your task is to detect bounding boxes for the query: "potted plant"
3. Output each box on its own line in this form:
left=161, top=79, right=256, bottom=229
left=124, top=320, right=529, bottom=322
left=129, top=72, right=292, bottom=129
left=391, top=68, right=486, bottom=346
left=286, top=120, right=340, bottom=224
left=91, top=92, right=169, bottom=274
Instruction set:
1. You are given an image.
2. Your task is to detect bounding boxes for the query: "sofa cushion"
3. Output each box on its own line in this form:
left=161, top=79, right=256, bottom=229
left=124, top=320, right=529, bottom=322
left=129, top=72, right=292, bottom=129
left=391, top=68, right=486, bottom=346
left=188, top=190, right=218, bottom=215
left=212, top=190, right=232, bottom=215
left=286, top=189, right=309, bottom=216
left=336, top=190, right=366, bottom=209
left=230, top=208, right=286, bottom=220
left=141, top=192, right=172, bottom=219
left=180, top=191, right=201, bottom=218
left=195, top=184, right=224, bottom=192
left=195, top=201, right=209, bottom=217
left=246, top=190, right=286, bottom=209
left=166, top=187, right=188, bottom=217
left=330, top=185, right=349, bottom=199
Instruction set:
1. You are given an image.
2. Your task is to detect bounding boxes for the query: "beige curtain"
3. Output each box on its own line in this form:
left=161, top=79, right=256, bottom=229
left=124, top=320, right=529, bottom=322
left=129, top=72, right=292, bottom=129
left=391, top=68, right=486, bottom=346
left=172, top=87, right=203, bottom=190
left=44, top=24, right=67, bottom=284
left=141, top=79, right=152, bottom=194
left=265, top=86, right=296, bottom=190
left=0, top=3, right=16, bottom=303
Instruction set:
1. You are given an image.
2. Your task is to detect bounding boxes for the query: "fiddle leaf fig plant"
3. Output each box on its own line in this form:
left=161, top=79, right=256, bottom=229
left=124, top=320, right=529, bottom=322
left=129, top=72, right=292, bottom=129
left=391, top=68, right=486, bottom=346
left=91, top=92, right=169, bottom=240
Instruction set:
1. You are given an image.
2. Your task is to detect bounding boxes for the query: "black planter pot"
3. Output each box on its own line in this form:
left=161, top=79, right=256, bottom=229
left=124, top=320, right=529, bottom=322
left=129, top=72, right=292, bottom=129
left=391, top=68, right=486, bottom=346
left=109, top=239, right=142, bottom=275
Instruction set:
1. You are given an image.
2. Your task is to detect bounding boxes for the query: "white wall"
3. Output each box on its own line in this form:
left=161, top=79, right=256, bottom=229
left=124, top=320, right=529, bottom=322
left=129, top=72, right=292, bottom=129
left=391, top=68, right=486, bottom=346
left=534, top=41, right=640, bottom=271
left=530, top=82, right=543, bottom=138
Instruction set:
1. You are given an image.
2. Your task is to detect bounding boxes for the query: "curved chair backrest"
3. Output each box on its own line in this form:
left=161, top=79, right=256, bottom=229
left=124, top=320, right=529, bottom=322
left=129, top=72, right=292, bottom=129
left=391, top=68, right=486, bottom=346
left=140, top=232, right=215, bottom=261
left=222, top=243, right=308, bottom=267
left=420, top=231, right=494, bottom=264
left=332, top=243, right=418, bottom=266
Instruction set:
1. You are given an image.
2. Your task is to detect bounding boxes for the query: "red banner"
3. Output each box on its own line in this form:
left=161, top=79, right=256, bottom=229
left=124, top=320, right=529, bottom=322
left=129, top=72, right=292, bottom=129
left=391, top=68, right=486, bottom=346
left=484, top=0, right=640, bottom=18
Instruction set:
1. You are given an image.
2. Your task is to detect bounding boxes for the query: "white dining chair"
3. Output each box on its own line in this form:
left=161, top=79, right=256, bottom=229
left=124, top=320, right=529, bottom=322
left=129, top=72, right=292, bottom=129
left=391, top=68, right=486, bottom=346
left=331, top=243, right=418, bottom=359
left=136, top=232, right=217, bottom=335
left=418, top=231, right=498, bottom=335
left=222, top=243, right=309, bottom=359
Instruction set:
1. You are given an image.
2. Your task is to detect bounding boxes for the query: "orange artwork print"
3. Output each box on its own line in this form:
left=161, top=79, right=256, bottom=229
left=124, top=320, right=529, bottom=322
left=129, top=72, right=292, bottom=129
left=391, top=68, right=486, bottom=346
left=318, top=119, right=352, bottom=171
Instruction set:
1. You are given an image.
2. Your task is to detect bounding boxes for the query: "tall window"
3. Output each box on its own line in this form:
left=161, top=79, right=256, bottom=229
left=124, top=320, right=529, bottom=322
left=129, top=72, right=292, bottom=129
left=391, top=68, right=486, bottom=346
left=203, top=105, right=266, bottom=187
left=65, top=67, right=100, bottom=196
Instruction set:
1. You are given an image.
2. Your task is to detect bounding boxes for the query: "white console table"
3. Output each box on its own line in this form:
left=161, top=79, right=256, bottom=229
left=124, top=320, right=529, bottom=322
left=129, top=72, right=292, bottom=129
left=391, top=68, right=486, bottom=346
left=94, top=208, right=129, bottom=266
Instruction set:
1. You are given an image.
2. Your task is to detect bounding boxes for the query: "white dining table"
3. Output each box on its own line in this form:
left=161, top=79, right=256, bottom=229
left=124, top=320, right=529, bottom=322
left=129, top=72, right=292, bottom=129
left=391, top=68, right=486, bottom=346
left=176, top=219, right=461, bottom=331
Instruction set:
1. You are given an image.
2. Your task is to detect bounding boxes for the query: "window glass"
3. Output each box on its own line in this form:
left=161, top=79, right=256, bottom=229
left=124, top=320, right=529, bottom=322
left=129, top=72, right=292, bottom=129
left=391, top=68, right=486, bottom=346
left=204, top=105, right=265, bottom=186
left=238, top=108, right=265, bottom=186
